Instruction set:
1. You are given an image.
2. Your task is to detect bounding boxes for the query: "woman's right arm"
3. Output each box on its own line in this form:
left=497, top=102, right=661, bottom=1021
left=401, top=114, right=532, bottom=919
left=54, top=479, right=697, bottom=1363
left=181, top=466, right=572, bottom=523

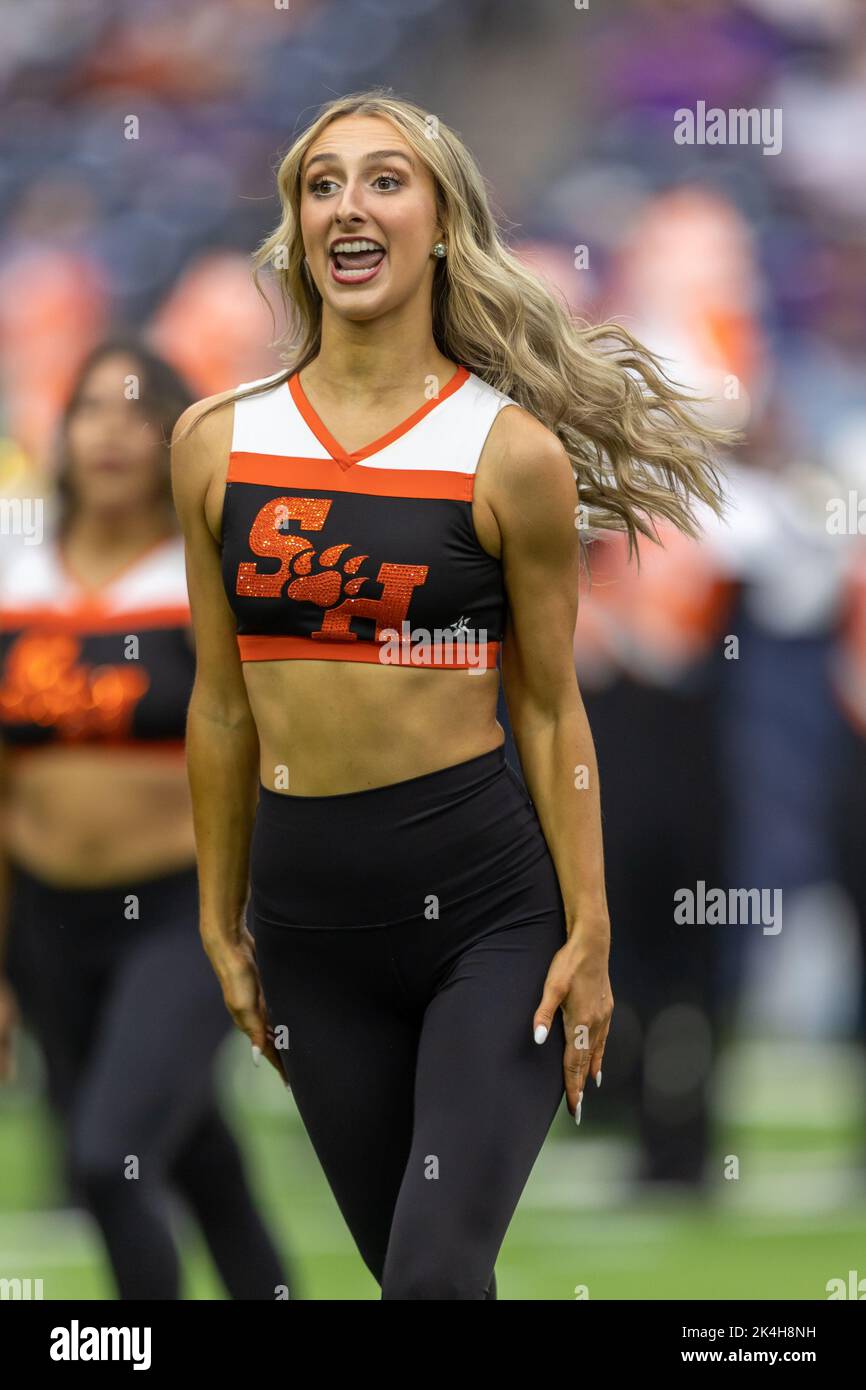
left=171, top=396, right=282, bottom=1076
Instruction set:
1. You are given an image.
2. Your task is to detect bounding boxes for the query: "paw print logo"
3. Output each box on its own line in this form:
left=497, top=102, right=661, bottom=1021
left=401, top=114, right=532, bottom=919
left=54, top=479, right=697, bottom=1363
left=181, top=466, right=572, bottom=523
left=284, top=542, right=370, bottom=608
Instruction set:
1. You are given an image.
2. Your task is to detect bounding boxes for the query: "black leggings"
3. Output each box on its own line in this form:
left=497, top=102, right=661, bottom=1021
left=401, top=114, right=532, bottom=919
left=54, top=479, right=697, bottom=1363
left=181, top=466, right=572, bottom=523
left=249, top=742, right=569, bottom=1300
left=6, top=862, right=289, bottom=1300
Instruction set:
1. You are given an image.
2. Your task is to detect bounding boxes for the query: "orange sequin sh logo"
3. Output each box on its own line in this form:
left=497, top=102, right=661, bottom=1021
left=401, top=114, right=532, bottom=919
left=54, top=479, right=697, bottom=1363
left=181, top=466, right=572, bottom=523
left=236, top=496, right=429, bottom=642
left=0, top=631, right=150, bottom=738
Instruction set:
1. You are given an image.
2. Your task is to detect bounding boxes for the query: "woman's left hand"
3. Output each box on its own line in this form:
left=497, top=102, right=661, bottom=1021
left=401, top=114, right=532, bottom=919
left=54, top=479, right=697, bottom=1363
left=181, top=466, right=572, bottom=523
left=533, top=933, right=613, bottom=1125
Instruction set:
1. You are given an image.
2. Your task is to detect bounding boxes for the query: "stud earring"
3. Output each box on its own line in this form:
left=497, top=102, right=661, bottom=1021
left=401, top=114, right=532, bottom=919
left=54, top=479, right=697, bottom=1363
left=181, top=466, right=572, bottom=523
left=432, top=241, right=447, bottom=258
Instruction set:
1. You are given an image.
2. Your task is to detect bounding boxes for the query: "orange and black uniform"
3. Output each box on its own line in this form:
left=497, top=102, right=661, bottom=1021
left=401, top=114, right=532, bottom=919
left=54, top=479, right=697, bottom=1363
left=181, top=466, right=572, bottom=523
left=219, top=366, right=568, bottom=1299
left=1, top=534, right=288, bottom=1299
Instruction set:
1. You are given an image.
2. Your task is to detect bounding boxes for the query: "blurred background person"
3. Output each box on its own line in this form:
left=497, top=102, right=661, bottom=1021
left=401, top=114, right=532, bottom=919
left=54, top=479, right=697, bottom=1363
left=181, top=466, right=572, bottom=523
left=499, top=184, right=756, bottom=1192
left=830, top=538, right=866, bottom=1132
left=0, top=340, right=293, bottom=1300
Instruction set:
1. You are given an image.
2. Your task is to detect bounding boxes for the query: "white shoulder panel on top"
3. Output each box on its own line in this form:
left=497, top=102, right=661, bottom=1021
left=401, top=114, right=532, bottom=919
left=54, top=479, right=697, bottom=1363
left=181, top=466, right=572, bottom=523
left=0, top=535, right=191, bottom=618
left=109, top=534, right=190, bottom=612
left=362, top=371, right=519, bottom=475
left=231, top=373, right=330, bottom=459
left=0, top=541, right=60, bottom=609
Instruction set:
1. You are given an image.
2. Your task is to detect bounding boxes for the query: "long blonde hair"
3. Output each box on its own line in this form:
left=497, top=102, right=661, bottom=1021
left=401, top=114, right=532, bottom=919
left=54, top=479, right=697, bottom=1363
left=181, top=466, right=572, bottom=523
left=186, top=88, right=738, bottom=568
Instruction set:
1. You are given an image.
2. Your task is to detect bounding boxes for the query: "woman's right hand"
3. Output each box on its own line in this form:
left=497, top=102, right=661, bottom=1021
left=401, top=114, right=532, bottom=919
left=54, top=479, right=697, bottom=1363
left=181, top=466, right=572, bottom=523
left=202, top=926, right=284, bottom=1079
left=0, top=976, right=20, bottom=1084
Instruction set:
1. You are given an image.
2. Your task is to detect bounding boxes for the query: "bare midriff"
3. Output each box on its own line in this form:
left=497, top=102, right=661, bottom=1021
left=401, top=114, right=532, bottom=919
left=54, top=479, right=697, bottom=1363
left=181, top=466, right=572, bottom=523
left=4, top=746, right=196, bottom=887
left=243, top=658, right=505, bottom=796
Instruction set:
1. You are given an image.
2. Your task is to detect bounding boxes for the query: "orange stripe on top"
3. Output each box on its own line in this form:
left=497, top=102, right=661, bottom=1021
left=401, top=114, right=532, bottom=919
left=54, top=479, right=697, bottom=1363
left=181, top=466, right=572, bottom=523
left=289, top=364, right=470, bottom=469
left=227, top=452, right=473, bottom=502
left=238, top=633, right=499, bottom=670
left=0, top=604, right=191, bottom=634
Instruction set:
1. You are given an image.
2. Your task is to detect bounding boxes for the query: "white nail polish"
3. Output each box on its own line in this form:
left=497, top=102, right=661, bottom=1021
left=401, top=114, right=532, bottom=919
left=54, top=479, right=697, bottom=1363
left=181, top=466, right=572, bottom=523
left=534, top=1024, right=548, bottom=1044
left=575, top=1100, right=582, bottom=1126
left=251, top=1044, right=262, bottom=1066
left=596, top=1070, right=602, bottom=1088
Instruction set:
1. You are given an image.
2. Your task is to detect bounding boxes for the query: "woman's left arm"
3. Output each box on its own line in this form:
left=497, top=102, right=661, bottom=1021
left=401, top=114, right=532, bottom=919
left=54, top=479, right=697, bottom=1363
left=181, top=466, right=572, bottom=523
left=490, top=407, right=613, bottom=1125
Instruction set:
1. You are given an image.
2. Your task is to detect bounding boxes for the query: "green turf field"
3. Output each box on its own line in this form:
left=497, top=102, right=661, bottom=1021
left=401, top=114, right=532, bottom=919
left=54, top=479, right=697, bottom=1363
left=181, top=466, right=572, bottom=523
left=1, top=1033, right=864, bottom=1300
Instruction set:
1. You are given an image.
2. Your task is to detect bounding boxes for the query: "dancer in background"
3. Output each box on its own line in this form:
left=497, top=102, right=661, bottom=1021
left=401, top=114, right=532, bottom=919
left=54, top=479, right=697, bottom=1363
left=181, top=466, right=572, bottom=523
left=563, top=523, right=737, bottom=1186
left=0, top=340, right=292, bottom=1300
left=830, top=540, right=866, bottom=1104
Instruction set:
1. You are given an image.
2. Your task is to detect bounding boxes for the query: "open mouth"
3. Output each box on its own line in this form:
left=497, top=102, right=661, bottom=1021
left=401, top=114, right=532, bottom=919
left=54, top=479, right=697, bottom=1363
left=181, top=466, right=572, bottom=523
left=329, top=240, right=386, bottom=284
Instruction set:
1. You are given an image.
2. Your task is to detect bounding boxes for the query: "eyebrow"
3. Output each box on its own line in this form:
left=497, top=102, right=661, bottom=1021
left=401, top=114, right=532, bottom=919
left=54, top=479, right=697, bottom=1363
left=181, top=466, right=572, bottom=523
left=303, top=148, right=416, bottom=174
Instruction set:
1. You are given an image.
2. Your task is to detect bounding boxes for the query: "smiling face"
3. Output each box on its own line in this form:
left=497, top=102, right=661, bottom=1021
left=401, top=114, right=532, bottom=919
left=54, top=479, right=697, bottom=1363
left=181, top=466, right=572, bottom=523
left=299, top=113, right=444, bottom=323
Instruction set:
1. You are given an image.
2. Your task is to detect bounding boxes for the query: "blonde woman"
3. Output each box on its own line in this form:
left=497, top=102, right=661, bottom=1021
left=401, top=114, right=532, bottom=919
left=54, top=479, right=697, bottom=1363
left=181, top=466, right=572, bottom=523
left=171, top=90, right=732, bottom=1301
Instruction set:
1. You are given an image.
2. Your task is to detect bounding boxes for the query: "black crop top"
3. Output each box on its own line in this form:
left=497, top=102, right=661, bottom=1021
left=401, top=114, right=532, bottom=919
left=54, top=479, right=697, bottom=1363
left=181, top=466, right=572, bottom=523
left=219, top=364, right=516, bottom=670
left=0, top=534, right=194, bottom=751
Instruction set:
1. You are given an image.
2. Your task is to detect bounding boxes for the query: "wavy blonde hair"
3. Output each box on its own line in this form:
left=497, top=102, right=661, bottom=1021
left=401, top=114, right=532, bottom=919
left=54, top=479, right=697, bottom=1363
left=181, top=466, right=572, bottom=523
left=186, top=87, right=738, bottom=569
